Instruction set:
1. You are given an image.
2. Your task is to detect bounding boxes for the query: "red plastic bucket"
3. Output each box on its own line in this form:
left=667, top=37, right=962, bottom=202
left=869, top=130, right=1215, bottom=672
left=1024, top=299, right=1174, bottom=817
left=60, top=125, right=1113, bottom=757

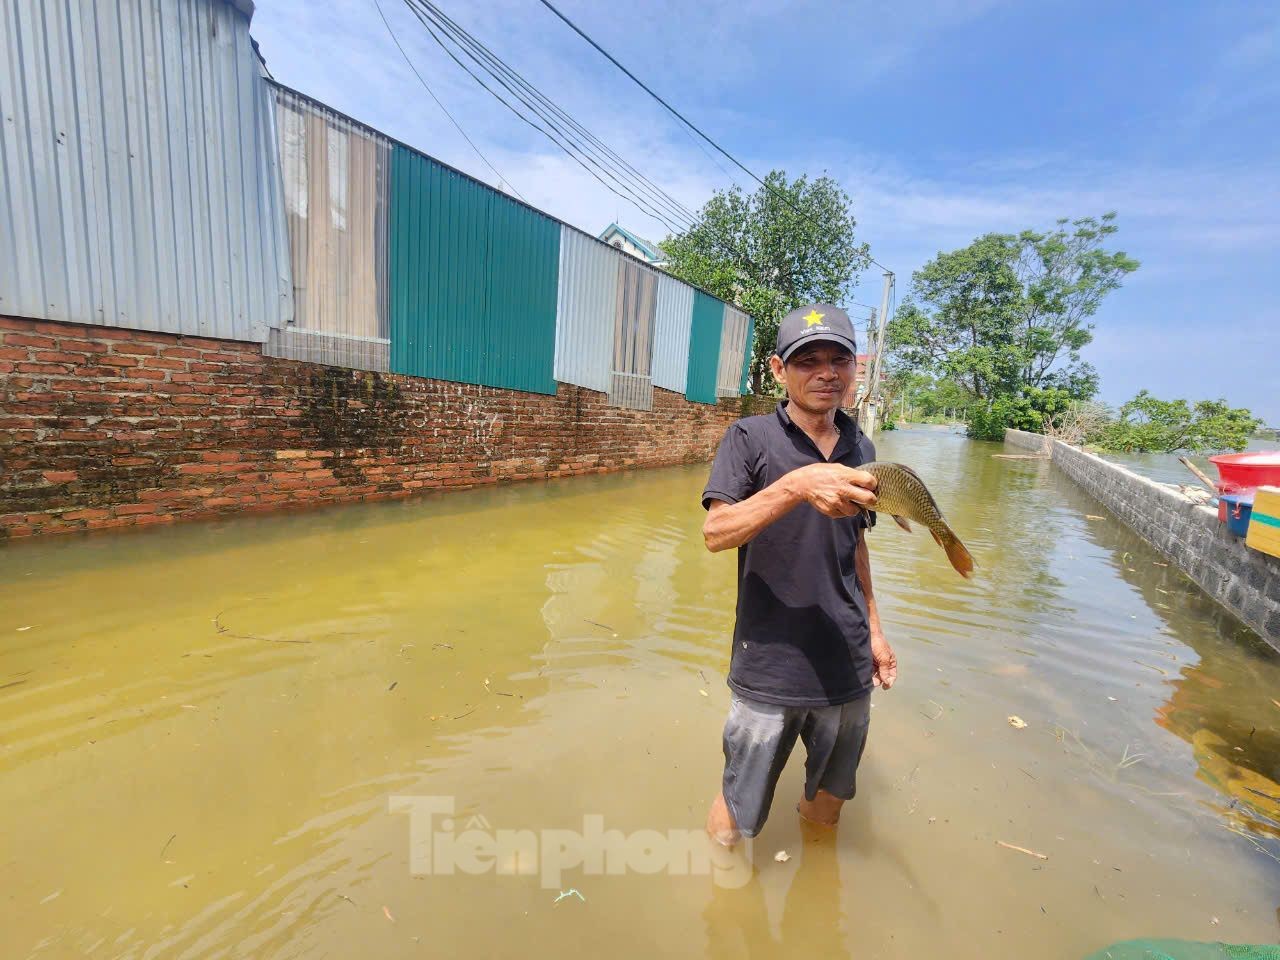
left=1209, top=452, right=1280, bottom=493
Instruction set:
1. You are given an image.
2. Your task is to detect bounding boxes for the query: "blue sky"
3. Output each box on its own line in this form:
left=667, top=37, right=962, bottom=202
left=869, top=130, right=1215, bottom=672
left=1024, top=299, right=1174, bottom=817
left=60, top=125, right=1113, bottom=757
left=251, top=0, right=1279, bottom=422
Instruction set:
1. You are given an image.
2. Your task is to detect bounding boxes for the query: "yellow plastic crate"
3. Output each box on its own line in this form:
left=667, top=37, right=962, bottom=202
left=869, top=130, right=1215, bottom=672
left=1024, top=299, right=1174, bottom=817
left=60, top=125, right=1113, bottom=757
left=1245, top=485, right=1280, bottom=559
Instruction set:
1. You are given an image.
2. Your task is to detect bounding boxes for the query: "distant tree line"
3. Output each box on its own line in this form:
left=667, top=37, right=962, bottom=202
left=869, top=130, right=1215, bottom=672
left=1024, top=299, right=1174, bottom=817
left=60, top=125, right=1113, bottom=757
left=883, top=214, right=1260, bottom=453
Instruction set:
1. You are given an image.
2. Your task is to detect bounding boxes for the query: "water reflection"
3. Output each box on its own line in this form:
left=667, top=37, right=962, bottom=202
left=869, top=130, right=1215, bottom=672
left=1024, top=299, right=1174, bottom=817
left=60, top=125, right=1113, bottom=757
left=1060, top=466, right=1280, bottom=847
left=4, top=429, right=1280, bottom=958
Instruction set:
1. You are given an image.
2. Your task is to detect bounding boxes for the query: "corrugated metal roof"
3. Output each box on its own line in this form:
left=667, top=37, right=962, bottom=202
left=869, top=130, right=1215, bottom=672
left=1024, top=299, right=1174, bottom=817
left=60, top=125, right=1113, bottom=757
left=651, top=273, right=694, bottom=393
left=0, top=0, right=291, bottom=341
left=389, top=145, right=559, bottom=394
left=598, top=222, right=664, bottom=263
left=686, top=291, right=723, bottom=405
left=554, top=226, right=617, bottom=393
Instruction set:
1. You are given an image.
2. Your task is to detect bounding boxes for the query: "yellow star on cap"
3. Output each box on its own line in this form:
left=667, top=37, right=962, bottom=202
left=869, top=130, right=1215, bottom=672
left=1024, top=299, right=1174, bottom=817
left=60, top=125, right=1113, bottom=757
left=803, top=309, right=825, bottom=327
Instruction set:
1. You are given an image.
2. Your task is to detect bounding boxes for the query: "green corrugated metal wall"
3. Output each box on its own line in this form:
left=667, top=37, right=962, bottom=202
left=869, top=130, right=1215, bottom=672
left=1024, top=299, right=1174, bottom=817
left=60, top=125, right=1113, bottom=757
left=740, top=316, right=754, bottom=394
left=685, top=290, right=723, bottom=405
left=389, top=145, right=560, bottom=394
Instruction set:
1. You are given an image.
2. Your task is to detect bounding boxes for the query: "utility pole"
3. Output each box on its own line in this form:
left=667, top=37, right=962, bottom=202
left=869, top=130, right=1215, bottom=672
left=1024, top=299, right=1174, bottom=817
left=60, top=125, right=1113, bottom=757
left=860, top=270, right=894, bottom=436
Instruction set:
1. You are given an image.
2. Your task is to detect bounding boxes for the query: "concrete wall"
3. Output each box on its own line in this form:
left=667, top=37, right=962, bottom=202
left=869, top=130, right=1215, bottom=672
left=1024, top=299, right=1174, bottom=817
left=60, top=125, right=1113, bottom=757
left=0, top=314, right=773, bottom=539
left=1005, top=429, right=1280, bottom=648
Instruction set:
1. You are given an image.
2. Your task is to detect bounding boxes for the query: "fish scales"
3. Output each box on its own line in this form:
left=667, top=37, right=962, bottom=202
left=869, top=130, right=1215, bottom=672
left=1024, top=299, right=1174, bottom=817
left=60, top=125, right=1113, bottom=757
left=862, top=462, right=976, bottom=578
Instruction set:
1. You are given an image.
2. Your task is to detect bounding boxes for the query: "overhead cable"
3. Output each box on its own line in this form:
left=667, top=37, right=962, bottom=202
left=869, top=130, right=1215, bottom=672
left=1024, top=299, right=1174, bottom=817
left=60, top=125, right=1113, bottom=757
left=372, top=0, right=525, bottom=200
left=534, top=0, right=894, bottom=276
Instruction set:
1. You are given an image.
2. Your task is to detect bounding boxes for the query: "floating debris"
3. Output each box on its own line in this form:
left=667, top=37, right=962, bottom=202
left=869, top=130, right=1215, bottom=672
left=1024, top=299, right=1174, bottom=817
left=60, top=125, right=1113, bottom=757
left=1008, top=716, right=1028, bottom=729
left=997, top=840, right=1048, bottom=860
left=1086, top=515, right=1105, bottom=521
left=383, top=905, right=395, bottom=923
left=16, top=625, right=34, bottom=632
left=774, top=850, right=790, bottom=863
left=554, top=889, right=585, bottom=904
left=698, top=689, right=709, bottom=697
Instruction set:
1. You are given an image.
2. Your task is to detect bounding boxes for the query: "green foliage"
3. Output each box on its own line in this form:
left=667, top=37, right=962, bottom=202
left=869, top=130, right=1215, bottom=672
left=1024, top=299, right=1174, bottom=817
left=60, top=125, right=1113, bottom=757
left=661, top=171, right=869, bottom=392
left=887, top=214, right=1138, bottom=403
left=1091, top=390, right=1261, bottom=453
left=966, top=387, right=1077, bottom=441
left=885, top=368, right=977, bottom=422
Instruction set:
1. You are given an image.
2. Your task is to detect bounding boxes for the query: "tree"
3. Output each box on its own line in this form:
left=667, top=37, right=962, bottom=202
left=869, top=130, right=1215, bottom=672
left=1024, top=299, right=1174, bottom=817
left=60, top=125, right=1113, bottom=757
left=661, top=171, right=870, bottom=393
left=968, top=386, right=1077, bottom=441
left=1092, top=391, right=1261, bottom=453
left=887, top=214, right=1139, bottom=407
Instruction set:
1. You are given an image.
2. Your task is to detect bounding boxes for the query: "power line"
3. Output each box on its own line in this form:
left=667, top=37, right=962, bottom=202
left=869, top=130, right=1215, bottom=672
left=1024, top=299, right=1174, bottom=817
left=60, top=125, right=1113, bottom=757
left=409, top=0, right=699, bottom=231
left=401, top=0, right=698, bottom=236
left=534, top=0, right=895, bottom=277
left=372, top=0, right=525, bottom=200
left=394, top=0, right=759, bottom=274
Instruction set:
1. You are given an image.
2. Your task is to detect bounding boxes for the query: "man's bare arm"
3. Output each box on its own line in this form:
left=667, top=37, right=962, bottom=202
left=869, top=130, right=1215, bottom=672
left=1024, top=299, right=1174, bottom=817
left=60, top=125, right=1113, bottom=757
left=703, top=464, right=878, bottom=553
left=855, top=534, right=897, bottom=689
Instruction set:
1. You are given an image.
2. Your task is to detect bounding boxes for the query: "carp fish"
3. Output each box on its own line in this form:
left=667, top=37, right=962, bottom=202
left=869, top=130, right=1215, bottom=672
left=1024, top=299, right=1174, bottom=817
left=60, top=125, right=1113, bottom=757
left=862, top=462, right=975, bottom=578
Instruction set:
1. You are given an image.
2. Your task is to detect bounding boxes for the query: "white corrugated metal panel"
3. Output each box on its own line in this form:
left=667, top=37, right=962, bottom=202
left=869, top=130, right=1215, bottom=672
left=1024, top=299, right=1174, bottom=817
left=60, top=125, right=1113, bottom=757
left=608, top=371, right=654, bottom=411
left=717, top=305, right=750, bottom=397
left=608, top=258, right=656, bottom=409
left=554, top=227, right=617, bottom=392
left=0, top=0, right=292, bottom=341
left=265, top=88, right=389, bottom=371
left=651, top=273, right=694, bottom=392
left=612, top=258, right=657, bottom=376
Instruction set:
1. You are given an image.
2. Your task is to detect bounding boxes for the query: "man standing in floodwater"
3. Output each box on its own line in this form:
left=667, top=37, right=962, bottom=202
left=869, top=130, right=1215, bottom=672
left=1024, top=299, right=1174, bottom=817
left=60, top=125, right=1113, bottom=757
left=701, top=303, right=895, bottom=845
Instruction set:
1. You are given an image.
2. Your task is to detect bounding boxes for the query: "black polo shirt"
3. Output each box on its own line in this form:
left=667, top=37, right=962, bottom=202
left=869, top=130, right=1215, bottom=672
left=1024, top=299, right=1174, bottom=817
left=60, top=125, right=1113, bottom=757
left=702, top=400, right=876, bottom=707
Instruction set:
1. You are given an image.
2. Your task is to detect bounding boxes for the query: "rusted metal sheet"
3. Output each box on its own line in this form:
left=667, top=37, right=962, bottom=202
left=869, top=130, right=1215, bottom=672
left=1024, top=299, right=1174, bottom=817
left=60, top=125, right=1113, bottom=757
left=267, top=87, right=390, bottom=371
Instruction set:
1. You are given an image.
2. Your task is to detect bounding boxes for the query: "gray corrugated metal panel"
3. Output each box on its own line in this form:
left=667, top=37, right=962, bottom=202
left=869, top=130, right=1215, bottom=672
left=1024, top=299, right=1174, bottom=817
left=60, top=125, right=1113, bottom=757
left=608, top=372, right=654, bottom=411
left=554, top=225, right=617, bottom=393
left=0, top=0, right=292, bottom=342
left=265, top=328, right=389, bottom=372
left=717, top=305, right=750, bottom=396
left=612, top=257, right=657, bottom=377
left=270, top=88, right=390, bottom=371
left=651, top=272, right=694, bottom=392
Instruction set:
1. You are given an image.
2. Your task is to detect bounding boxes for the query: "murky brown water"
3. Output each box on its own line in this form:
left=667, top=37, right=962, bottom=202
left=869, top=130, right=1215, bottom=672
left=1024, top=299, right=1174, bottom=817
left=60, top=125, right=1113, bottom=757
left=3, top=426, right=1278, bottom=959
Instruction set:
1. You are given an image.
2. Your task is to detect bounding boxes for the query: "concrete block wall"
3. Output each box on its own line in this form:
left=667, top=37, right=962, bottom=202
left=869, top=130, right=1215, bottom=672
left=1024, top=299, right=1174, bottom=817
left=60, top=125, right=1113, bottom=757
left=1005, top=428, right=1280, bottom=648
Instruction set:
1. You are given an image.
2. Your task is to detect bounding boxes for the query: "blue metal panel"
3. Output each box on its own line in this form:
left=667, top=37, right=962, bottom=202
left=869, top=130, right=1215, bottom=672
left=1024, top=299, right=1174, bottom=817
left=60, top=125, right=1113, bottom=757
left=554, top=227, right=617, bottom=393
left=652, top=273, right=694, bottom=393
left=389, top=146, right=560, bottom=394
left=686, top=291, right=723, bottom=405
left=0, top=0, right=291, bottom=340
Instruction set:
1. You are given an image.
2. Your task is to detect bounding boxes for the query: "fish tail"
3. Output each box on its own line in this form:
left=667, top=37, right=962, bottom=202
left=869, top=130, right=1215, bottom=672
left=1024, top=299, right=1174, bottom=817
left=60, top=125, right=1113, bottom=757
left=938, top=527, right=975, bottom=579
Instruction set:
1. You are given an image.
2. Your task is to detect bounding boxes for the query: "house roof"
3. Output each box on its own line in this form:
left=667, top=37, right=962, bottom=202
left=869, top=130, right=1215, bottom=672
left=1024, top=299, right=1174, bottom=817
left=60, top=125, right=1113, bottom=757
left=599, top=222, right=664, bottom=263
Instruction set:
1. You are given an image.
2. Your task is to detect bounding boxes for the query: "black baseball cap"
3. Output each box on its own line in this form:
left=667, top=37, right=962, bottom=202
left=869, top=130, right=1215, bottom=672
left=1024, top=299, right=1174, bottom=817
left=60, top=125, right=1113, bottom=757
left=775, top=303, right=857, bottom=362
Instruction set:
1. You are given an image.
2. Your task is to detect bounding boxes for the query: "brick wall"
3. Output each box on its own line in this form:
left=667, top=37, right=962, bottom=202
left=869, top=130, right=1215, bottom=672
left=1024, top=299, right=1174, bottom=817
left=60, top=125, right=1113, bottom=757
left=0, top=315, right=775, bottom=539
left=1005, top=428, right=1280, bottom=649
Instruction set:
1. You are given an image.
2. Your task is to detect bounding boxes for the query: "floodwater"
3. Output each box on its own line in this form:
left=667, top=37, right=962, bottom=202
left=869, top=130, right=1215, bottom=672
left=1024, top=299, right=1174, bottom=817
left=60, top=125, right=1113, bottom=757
left=1103, top=435, right=1280, bottom=487
left=2, top=427, right=1278, bottom=959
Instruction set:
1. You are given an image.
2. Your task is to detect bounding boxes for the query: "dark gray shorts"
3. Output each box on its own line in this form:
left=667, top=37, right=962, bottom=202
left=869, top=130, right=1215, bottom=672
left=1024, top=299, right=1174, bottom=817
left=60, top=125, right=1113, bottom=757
left=720, top=692, right=871, bottom=838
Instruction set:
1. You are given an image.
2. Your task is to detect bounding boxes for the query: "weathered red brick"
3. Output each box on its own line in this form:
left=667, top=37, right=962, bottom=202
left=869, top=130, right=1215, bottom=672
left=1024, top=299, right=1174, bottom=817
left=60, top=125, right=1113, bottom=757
left=62, top=508, right=110, bottom=520
left=114, top=503, right=158, bottom=516
left=42, top=470, right=78, bottom=483
left=4, top=333, right=56, bottom=348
